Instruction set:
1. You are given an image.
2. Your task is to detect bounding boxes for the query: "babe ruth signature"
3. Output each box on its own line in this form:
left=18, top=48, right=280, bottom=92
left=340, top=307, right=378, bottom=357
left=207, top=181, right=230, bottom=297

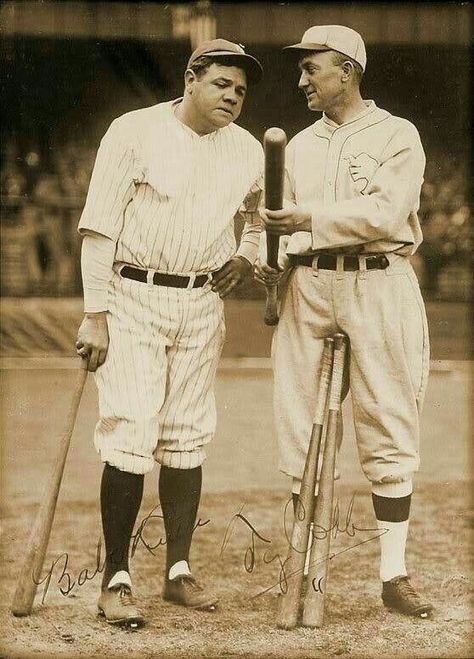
left=220, top=495, right=387, bottom=596
left=34, top=504, right=210, bottom=603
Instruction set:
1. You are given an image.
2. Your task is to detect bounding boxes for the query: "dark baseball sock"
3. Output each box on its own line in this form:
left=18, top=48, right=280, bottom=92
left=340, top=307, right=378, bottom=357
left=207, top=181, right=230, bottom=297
left=100, top=463, right=144, bottom=588
left=159, top=465, right=202, bottom=576
left=372, top=493, right=411, bottom=522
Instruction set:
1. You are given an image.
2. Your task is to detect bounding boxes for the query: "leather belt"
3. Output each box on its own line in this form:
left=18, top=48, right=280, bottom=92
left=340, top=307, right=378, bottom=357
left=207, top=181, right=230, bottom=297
left=120, top=265, right=211, bottom=289
left=289, top=253, right=390, bottom=271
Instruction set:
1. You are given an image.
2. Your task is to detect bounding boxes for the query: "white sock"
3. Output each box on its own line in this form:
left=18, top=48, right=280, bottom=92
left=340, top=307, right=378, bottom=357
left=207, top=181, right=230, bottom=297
left=377, top=519, right=409, bottom=582
left=107, top=570, right=132, bottom=590
left=168, top=560, right=191, bottom=581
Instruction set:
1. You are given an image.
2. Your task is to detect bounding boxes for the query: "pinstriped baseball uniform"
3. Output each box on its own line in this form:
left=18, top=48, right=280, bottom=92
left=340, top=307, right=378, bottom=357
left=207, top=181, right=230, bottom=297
left=79, top=99, right=263, bottom=473
left=270, top=101, right=430, bottom=487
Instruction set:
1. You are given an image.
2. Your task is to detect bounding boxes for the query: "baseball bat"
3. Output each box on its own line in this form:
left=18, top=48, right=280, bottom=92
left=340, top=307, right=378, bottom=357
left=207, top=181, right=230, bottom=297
left=11, top=359, right=88, bottom=617
left=263, top=127, right=287, bottom=326
left=277, top=337, right=335, bottom=629
left=302, top=333, right=347, bottom=628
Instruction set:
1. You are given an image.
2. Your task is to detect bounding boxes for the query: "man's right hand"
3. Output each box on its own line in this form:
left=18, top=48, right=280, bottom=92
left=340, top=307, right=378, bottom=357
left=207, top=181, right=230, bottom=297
left=254, top=257, right=285, bottom=287
left=76, top=312, right=109, bottom=372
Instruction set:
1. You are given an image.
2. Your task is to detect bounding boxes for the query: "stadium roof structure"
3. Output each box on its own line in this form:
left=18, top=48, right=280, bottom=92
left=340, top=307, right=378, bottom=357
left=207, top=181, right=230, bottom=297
left=1, top=1, right=471, bottom=46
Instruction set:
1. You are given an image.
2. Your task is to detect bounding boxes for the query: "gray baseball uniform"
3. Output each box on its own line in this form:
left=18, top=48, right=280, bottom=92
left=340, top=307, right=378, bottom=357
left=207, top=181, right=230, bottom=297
left=270, top=101, right=429, bottom=493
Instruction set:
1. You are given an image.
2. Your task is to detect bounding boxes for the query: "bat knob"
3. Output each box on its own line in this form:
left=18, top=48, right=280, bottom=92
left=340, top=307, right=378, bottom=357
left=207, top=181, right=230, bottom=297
left=264, top=127, right=287, bottom=148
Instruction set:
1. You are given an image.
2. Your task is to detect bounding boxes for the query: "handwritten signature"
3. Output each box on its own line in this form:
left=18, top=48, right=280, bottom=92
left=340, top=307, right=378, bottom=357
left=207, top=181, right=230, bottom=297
left=33, top=494, right=385, bottom=602
left=34, top=504, right=210, bottom=603
left=220, top=495, right=387, bottom=597
left=33, top=539, right=105, bottom=604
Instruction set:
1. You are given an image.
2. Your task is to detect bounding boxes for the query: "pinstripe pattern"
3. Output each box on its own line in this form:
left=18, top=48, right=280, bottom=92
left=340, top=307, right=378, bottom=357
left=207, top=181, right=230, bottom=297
left=79, top=100, right=263, bottom=274
left=82, top=100, right=262, bottom=472
left=94, top=273, right=225, bottom=473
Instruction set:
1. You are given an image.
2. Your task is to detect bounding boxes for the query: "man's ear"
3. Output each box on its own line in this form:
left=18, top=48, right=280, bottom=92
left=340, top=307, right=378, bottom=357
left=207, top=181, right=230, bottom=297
left=341, top=60, right=354, bottom=83
left=184, top=69, right=197, bottom=94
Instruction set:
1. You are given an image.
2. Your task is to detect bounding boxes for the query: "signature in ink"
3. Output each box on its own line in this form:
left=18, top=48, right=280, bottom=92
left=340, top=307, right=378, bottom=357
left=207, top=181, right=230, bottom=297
left=220, top=505, right=275, bottom=573
left=131, top=504, right=210, bottom=557
left=34, top=538, right=105, bottom=603
left=222, top=495, right=388, bottom=598
left=33, top=503, right=211, bottom=602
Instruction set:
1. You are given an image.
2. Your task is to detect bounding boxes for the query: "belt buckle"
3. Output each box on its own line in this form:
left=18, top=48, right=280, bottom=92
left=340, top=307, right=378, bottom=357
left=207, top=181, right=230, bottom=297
left=186, top=273, right=196, bottom=290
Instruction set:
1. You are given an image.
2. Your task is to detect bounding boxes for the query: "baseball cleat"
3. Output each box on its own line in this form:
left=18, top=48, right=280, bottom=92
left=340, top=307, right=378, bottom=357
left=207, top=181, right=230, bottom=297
left=163, top=574, right=219, bottom=611
left=97, top=583, right=145, bottom=628
left=382, top=575, right=433, bottom=618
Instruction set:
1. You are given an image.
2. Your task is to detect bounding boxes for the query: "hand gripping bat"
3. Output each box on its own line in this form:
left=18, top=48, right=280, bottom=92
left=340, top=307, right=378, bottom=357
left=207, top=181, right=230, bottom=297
left=276, top=338, right=335, bottom=629
left=11, top=359, right=88, bottom=617
left=263, top=127, right=287, bottom=326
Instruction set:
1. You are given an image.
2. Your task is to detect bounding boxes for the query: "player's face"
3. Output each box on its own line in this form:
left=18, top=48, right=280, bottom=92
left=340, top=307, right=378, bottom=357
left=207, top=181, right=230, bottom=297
left=187, top=63, right=247, bottom=133
left=298, top=51, right=345, bottom=112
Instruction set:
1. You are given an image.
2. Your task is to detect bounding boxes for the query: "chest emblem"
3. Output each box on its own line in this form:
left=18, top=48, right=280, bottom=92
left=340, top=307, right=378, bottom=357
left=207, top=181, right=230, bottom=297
left=345, top=153, right=379, bottom=193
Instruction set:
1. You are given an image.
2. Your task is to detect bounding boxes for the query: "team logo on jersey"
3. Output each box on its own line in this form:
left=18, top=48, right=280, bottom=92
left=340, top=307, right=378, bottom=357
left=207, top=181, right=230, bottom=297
left=345, top=153, right=379, bottom=193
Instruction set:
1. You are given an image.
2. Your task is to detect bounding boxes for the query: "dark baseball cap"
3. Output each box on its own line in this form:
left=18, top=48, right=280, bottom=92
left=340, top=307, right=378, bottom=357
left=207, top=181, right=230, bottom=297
left=187, top=38, right=263, bottom=84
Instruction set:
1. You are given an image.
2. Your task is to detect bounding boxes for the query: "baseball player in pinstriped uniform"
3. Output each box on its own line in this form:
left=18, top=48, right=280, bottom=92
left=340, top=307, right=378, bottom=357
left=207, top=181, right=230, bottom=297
left=256, top=25, right=433, bottom=617
left=76, top=39, right=263, bottom=627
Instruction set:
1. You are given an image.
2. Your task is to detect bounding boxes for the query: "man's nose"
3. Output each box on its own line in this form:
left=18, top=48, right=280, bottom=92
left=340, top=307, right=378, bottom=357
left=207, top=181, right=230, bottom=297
left=298, top=71, right=309, bottom=89
left=223, top=89, right=238, bottom=104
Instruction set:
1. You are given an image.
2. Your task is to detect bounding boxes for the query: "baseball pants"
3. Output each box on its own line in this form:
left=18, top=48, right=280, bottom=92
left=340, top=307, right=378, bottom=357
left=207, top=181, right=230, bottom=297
left=273, top=254, right=430, bottom=487
left=93, top=271, right=225, bottom=474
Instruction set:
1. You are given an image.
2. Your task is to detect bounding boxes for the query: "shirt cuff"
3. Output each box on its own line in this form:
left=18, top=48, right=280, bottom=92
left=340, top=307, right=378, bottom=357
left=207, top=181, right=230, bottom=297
left=83, top=287, right=109, bottom=313
left=236, top=241, right=258, bottom=265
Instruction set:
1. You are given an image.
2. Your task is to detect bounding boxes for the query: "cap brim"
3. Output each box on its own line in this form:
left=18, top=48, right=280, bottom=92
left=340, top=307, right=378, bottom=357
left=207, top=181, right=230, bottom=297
left=283, top=42, right=332, bottom=53
left=204, top=51, right=263, bottom=84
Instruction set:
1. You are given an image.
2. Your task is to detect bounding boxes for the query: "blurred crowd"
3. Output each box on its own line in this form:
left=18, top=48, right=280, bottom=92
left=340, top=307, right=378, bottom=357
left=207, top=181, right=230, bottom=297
left=1, top=140, right=471, bottom=299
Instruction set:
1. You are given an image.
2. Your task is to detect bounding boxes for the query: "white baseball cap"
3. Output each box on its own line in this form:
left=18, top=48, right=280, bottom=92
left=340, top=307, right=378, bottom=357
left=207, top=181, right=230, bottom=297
left=284, top=25, right=367, bottom=72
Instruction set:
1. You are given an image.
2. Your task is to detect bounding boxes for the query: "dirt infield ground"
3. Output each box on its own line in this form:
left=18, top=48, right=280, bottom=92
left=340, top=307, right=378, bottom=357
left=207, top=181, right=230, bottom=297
left=0, top=297, right=472, bottom=657
left=0, top=362, right=472, bottom=658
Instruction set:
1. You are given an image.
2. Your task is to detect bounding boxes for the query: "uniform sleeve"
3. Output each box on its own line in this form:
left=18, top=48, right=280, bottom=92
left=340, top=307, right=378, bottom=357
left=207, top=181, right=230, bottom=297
left=310, top=123, right=426, bottom=250
left=78, top=119, right=143, bottom=241
left=81, top=232, right=116, bottom=312
left=236, top=174, right=264, bottom=264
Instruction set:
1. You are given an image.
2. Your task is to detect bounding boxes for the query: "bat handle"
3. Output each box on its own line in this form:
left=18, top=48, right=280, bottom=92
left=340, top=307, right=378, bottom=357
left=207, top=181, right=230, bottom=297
left=264, top=285, right=278, bottom=326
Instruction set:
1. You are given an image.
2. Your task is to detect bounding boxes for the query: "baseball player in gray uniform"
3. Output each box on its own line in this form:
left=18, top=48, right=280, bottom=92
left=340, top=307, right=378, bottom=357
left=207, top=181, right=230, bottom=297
left=256, top=25, right=433, bottom=618
left=76, top=39, right=263, bottom=627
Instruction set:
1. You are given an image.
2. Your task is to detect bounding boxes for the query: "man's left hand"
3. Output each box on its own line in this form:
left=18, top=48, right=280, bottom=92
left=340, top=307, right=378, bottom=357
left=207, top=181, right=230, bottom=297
left=259, top=200, right=311, bottom=236
left=211, top=256, right=253, bottom=298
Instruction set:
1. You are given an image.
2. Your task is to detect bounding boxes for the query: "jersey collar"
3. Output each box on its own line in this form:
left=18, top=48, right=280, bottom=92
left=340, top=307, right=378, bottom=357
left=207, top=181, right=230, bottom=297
left=312, top=100, right=380, bottom=138
left=169, top=98, right=221, bottom=141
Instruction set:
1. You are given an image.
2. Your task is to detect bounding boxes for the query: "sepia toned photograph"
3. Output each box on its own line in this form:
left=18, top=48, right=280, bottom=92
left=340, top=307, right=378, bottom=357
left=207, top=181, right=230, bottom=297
left=0, top=2, right=472, bottom=657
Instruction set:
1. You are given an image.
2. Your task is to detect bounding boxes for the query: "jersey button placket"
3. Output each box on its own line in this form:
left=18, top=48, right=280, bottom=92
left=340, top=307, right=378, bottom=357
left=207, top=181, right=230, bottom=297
left=324, top=133, right=341, bottom=204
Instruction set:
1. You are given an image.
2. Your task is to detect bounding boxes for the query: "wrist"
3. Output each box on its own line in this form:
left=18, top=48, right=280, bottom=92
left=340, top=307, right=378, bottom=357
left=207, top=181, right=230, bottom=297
left=295, top=207, right=312, bottom=233
left=234, top=254, right=252, bottom=269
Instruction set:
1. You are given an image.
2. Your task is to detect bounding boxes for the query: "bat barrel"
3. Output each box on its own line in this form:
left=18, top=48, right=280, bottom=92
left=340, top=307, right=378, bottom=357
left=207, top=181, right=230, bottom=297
left=264, top=127, right=287, bottom=211
left=276, top=338, right=334, bottom=629
left=11, top=362, right=88, bottom=616
left=302, top=334, right=347, bottom=628
left=263, top=127, right=287, bottom=322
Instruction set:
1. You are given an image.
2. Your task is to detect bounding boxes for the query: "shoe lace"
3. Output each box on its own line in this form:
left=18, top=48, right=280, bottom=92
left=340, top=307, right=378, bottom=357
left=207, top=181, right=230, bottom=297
left=178, top=575, right=203, bottom=592
left=395, top=577, right=420, bottom=602
left=117, top=584, right=136, bottom=606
